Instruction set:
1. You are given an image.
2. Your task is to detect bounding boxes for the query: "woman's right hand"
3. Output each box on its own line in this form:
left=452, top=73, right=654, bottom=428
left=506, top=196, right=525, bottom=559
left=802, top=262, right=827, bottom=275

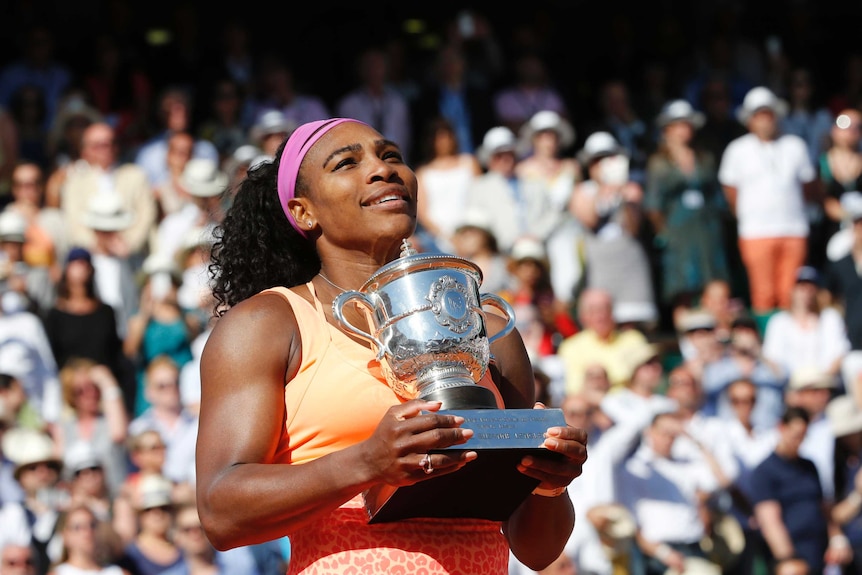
left=361, top=399, right=477, bottom=487
left=89, top=363, right=117, bottom=389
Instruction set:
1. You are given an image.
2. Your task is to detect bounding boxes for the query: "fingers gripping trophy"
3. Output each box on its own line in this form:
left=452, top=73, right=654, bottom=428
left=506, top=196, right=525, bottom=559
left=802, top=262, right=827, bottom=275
left=333, top=239, right=566, bottom=523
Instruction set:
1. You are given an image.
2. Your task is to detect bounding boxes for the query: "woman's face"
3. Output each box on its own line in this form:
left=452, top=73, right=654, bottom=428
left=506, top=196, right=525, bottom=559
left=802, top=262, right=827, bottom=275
left=70, top=369, right=101, bottom=412
left=433, top=127, right=458, bottom=157
left=65, top=259, right=93, bottom=285
left=131, top=432, right=167, bottom=473
left=139, top=504, right=174, bottom=535
left=791, top=280, right=817, bottom=309
left=11, top=164, right=43, bottom=206
left=532, top=129, right=560, bottom=157
left=63, top=508, right=98, bottom=553
left=451, top=227, right=488, bottom=258
left=513, top=258, right=544, bottom=286
left=71, top=465, right=106, bottom=497
left=297, top=122, right=418, bottom=259
left=662, top=120, right=693, bottom=145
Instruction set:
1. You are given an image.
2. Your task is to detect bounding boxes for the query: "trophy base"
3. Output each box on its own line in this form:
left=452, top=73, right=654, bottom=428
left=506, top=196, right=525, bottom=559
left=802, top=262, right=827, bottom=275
left=363, top=408, right=566, bottom=524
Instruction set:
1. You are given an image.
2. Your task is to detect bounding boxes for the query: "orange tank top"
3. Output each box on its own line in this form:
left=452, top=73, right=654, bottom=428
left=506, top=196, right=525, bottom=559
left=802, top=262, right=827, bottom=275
left=263, top=285, right=509, bottom=575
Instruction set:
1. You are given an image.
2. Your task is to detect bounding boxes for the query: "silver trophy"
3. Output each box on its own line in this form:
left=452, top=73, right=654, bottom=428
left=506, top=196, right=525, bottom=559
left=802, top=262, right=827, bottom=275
left=332, top=239, right=515, bottom=410
left=332, top=240, right=566, bottom=523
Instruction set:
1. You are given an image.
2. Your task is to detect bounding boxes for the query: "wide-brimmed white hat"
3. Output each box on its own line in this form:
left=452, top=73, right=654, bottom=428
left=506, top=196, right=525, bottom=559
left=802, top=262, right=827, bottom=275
left=142, top=251, right=179, bottom=276
left=789, top=366, right=837, bottom=391
left=518, top=110, right=576, bottom=153
left=136, top=473, right=175, bottom=510
left=2, top=427, right=62, bottom=480
left=510, top=236, right=547, bottom=262
left=222, top=144, right=264, bottom=177
left=249, top=110, right=295, bottom=144
left=180, top=158, right=229, bottom=198
left=64, top=440, right=104, bottom=480
left=736, top=86, right=788, bottom=124
left=476, top=126, right=517, bottom=166
left=577, top=131, right=626, bottom=166
left=455, top=207, right=494, bottom=234
left=827, top=394, right=862, bottom=437
left=83, top=192, right=134, bottom=232
left=676, top=309, right=717, bottom=334
left=656, top=99, right=706, bottom=129
left=0, top=210, right=27, bottom=243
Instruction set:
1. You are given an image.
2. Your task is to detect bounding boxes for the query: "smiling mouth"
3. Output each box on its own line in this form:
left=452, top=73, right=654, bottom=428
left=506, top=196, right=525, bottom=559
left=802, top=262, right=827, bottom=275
left=364, top=193, right=409, bottom=206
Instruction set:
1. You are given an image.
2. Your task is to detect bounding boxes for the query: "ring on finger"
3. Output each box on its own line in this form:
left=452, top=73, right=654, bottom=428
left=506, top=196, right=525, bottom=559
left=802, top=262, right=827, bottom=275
left=420, top=454, right=433, bottom=474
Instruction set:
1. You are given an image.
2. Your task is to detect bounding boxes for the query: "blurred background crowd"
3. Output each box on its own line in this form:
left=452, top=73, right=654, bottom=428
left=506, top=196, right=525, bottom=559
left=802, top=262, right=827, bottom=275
left=2, top=1, right=862, bottom=575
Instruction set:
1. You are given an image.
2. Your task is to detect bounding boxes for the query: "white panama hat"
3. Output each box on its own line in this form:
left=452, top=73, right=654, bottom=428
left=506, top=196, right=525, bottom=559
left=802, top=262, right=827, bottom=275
left=577, top=131, right=625, bottom=166
left=518, top=110, right=575, bottom=152
left=736, top=86, right=789, bottom=124
left=476, top=126, right=517, bottom=166
left=656, top=99, right=706, bottom=129
left=83, top=192, right=133, bottom=232
left=180, top=158, right=229, bottom=198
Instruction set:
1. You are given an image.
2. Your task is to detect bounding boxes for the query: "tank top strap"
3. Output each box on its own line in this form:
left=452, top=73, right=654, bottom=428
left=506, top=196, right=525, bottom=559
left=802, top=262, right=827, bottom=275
left=305, top=280, right=327, bottom=317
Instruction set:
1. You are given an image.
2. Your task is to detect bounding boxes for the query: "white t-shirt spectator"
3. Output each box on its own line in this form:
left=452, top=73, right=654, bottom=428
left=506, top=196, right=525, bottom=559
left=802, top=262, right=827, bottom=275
left=718, top=133, right=815, bottom=239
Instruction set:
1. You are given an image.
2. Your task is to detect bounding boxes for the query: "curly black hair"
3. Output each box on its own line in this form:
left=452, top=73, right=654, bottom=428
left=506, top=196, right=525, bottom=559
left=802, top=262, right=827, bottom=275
left=209, top=148, right=320, bottom=315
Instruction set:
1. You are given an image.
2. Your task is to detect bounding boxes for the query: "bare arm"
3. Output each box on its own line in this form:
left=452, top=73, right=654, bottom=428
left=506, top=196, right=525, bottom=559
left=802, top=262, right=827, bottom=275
left=45, top=166, right=67, bottom=209
left=754, top=500, right=795, bottom=561
left=196, top=292, right=476, bottom=550
left=722, top=185, right=738, bottom=217
left=832, top=469, right=862, bottom=525
left=90, top=364, right=129, bottom=444
left=823, top=196, right=845, bottom=223
left=569, top=184, right=599, bottom=230
left=490, top=313, right=587, bottom=571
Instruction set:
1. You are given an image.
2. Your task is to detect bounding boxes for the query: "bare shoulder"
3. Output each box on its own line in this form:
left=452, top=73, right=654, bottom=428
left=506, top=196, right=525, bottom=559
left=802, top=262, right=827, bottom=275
left=461, top=153, right=482, bottom=173
left=202, top=290, right=301, bottom=379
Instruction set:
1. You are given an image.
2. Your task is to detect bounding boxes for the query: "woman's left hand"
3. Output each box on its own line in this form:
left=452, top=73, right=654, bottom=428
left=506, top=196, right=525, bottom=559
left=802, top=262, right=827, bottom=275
left=516, top=402, right=588, bottom=492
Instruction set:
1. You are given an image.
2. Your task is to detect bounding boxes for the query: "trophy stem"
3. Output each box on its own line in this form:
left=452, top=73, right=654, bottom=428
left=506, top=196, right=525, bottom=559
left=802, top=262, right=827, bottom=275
left=419, top=384, right=498, bottom=410
left=414, top=364, right=497, bottom=410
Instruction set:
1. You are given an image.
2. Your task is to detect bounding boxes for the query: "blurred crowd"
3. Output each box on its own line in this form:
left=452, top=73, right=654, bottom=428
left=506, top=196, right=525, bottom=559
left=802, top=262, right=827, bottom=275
left=1, top=3, right=862, bottom=575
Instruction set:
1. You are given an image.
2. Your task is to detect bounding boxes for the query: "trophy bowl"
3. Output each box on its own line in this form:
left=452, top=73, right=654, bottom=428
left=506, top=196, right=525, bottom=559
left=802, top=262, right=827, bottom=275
left=332, top=241, right=515, bottom=410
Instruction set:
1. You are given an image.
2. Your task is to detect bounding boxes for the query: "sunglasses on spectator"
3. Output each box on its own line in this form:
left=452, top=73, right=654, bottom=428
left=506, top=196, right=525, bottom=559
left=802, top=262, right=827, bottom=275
left=20, top=461, right=60, bottom=473
left=73, top=385, right=99, bottom=397
left=2, top=557, right=34, bottom=567
left=66, top=520, right=97, bottom=532
left=729, top=396, right=755, bottom=405
left=11, top=178, right=40, bottom=187
left=150, top=380, right=177, bottom=390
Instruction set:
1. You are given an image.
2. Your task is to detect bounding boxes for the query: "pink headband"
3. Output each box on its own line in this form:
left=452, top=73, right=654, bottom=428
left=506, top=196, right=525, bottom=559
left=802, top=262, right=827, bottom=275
left=276, top=118, right=367, bottom=237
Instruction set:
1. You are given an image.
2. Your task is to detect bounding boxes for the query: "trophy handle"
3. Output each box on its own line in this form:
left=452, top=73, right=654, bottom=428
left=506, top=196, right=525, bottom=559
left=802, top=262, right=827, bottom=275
left=332, top=291, right=384, bottom=354
left=480, top=293, right=517, bottom=345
